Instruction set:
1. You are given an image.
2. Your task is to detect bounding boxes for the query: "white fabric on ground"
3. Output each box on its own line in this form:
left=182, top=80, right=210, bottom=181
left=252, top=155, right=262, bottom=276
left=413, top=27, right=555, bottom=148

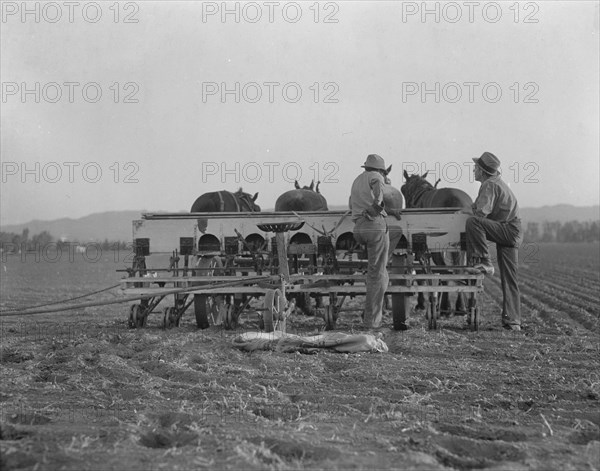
left=232, top=331, right=388, bottom=354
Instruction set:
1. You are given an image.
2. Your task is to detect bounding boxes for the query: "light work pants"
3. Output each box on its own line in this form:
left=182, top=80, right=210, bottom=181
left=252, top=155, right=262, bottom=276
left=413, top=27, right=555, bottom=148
left=353, top=216, right=389, bottom=328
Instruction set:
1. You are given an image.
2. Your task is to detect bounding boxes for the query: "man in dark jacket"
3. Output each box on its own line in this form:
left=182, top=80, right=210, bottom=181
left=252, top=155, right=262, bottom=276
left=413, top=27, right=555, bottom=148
left=467, top=151, right=523, bottom=331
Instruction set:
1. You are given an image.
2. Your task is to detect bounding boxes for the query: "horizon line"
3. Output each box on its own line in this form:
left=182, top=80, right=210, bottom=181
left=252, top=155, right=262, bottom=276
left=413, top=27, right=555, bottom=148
left=2, top=203, right=599, bottom=227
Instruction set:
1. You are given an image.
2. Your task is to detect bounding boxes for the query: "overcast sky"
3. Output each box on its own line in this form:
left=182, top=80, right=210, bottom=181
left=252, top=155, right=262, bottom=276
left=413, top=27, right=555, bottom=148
left=1, top=1, right=598, bottom=225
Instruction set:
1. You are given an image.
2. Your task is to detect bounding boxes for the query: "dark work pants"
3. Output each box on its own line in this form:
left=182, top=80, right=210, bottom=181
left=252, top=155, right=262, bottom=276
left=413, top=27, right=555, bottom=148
left=466, top=217, right=522, bottom=326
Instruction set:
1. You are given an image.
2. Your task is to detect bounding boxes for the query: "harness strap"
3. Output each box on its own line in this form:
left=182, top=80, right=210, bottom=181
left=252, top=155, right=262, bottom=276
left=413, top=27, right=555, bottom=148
left=232, top=193, right=241, bottom=211
left=217, top=191, right=225, bottom=212
left=219, top=191, right=253, bottom=211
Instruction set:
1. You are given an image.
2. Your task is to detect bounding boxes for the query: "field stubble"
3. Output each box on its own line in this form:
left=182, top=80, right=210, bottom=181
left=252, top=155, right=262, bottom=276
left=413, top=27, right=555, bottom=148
left=0, top=243, right=599, bottom=470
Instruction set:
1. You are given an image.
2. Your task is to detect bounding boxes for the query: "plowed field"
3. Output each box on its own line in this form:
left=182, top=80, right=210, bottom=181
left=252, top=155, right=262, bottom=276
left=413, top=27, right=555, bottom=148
left=1, top=243, right=599, bottom=470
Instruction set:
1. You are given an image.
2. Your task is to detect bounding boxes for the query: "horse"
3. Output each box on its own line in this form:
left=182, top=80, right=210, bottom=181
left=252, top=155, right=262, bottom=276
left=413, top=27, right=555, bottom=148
left=190, top=188, right=260, bottom=328
left=275, top=180, right=328, bottom=315
left=400, top=170, right=473, bottom=316
left=381, top=165, right=405, bottom=255
left=401, top=171, right=471, bottom=211
left=274, top=180, right=328, bottom=211
left=191, top=188, right=260, bottom=213
left=382, top=165, right=404, bottom=212
left=191, top=187, right=260, bottom=234
left=377, top=166, right=405, bottom=312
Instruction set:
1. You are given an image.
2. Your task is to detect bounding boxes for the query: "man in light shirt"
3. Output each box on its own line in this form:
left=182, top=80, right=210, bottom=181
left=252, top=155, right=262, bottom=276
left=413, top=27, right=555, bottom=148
left=349, top=154, right=402, bottom=329
left=467, top=151, right=523, bottom=331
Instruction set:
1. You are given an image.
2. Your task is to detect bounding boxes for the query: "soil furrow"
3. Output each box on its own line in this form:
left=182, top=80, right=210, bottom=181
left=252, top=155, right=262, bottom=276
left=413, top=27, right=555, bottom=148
left=519, top=283, right=598, bottom=332
left=519, top=271, right=600, bottom=305
left=519, top=273, right=599, bottom=315
left=524, top=267, right=600, bottom=292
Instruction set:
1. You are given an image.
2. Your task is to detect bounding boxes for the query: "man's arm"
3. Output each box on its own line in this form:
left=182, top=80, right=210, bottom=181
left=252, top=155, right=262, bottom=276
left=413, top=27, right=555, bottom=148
left=357, top=172, right=386, bottom=220
left=473, top=182, right=495, bottom=217
left=369, top=173, right=385, bottom=208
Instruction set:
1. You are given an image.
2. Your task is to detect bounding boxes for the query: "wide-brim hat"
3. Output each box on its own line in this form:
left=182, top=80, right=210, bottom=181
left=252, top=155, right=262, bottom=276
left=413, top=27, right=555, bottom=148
left=472, top=151, right=501, bottom=175
left=362, top=154, right=386, bottom=171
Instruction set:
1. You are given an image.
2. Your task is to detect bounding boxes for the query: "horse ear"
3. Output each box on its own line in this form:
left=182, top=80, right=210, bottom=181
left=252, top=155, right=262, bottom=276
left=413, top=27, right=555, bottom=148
left=294, top=180, right=300, bottom=189
left=403, top=169, right=409, bottom=180
left=252, top=192, right=259, bottom=201
left=422, top=171, right=429, bottom=179
left=386, top=165, right=392, bottom=175
left=316, top=181, right=321, bottom=193
left=309, top=180, right=314, bottom=191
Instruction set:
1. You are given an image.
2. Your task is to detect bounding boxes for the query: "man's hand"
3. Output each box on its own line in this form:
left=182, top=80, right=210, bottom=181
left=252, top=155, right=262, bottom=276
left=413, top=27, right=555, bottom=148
left=363, top=207, right=378, bottom=220
left=363, top=202, right=384, bottom=220
left=387, top=209, right=402, bottom=220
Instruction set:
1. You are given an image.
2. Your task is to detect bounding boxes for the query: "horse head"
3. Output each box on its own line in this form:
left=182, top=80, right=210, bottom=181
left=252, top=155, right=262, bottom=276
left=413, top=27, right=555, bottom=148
left=235, top=188, right=261, bottom=212
left=401, top=170, right=434, bottom=208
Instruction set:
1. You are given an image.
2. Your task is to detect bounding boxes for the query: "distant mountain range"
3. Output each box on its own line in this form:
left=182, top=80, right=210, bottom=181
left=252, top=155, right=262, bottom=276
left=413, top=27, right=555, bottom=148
left=1, top=205, right=598, bottom=242
left=0, top=211, right=145, bottom=243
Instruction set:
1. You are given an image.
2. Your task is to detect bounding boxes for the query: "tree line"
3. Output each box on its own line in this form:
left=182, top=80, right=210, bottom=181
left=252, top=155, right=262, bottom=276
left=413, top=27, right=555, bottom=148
left=1, top=221, right=598, bottom=254
left=523, top=220, right=600, bottom=243
left=0, top=229, right=130, bottom=253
